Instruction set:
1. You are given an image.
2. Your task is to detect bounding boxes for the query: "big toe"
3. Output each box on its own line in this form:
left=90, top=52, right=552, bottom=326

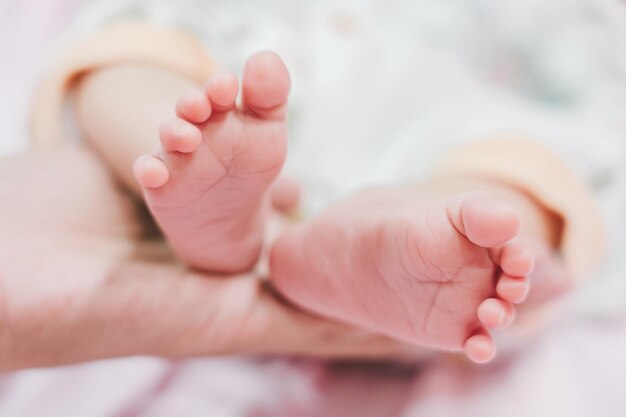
left=459, top=192, right=521, bottom=248
left=242, top=51, right=290, bottom=119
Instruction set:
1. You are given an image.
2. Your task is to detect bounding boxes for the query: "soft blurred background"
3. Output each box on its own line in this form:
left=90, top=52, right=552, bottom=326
left=1, top=0, right=626, bottom=415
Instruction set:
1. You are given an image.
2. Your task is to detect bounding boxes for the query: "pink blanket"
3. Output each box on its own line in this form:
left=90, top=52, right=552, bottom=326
left=1, top=318, right=626, bottom=416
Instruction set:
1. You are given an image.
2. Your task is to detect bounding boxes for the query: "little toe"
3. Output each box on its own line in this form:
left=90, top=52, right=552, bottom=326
left=464, top=333, right=496, bottom=364
left=176, top=90, right=212, bottom=123
left=477, top=298, right=515, bottom=328
left=449, top=192, right=521, bottom=248
left=159, top=118, right=202, bottom=153
left=134, top=155, right=169, bottom=189
left=500, top=242, right=535, bottom=277
left=205, top=73, right=239, bottom=111
left=242, top=50, right=290, bottom=120
left=496, top=274, right=530, bottom=304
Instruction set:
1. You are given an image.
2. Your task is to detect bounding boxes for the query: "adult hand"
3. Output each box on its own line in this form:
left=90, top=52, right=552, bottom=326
left=0, top=147, right=415, bottom=370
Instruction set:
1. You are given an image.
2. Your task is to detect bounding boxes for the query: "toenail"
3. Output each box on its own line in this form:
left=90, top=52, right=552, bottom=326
left=495, top=308, right=505, bottom=324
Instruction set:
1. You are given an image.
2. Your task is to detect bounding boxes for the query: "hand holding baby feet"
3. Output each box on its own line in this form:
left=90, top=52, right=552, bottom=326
left=270, top=190, right=533, bottom=363
left=133, top=51, right=290, bottom=272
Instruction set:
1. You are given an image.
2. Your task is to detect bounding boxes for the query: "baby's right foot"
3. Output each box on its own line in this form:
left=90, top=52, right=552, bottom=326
left=134, top=51, right=290, bottom=272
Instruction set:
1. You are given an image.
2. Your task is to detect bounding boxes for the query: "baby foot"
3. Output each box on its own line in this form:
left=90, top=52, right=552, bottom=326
left=270, top=190, right=534, bottom=363
left=134, top=51, right=290, bottom=272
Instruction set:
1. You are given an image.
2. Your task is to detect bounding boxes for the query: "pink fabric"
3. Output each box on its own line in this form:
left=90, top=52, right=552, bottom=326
left=2, top=319, right=626, bottom=416
left=0, top=0, right=81, bottom=155
left=401, top=318, right=626, bottom=417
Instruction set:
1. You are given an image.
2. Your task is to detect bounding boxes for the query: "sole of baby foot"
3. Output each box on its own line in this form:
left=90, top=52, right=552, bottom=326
left=134, top=51, right=291, bottom=272
left=270, top=190, right=534, bottom=363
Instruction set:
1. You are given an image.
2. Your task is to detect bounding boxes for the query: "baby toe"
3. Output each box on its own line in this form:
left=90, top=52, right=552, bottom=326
left=477, top=298, right=515, bottom=328
left=496, top=273, right=530, bottom=304
left=500, top=242, right=535, bottom=277
left=271, top=176, right=301, bottom=213
left=205, top=73, right=239, bottom=111
left=159, top=118, right=202, bottom=153
left=176, top=90, right=212, bottom=123
left=464, top=333, right=496, bottom=364
left=452, top=192, right=521, bottom=248
left=133, top=155, right=169, bottom=189
left=242, top=51, right=291, bottom=119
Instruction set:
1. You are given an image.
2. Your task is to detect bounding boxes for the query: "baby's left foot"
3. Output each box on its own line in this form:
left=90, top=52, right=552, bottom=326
left=270, top=189, right=534, bottom=363
left=134, top=52, right=290, bottom=272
